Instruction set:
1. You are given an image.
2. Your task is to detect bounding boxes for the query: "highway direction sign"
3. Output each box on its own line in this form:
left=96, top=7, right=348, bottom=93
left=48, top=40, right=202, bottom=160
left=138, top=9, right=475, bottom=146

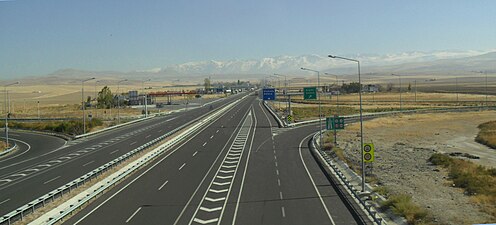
left=363, top=143, right=375, bottom=163
left=262, top=88, right=276, bottom=100
left=303, top=87, right=317, bottom=100
left=326, top=116, right=345, bottom=130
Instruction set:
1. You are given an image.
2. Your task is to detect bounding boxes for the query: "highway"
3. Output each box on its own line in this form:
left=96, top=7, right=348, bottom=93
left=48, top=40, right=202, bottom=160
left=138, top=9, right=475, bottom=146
left=64, top=95, right=366, bottom=225
left=0, top=93, right=247, bottom=216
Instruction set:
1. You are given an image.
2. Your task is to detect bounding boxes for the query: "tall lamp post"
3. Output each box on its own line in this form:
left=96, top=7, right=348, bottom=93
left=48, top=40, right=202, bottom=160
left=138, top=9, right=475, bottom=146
left=391, top=74, right=402, bottom=111
left=142, top=79, right=151, bottom=117
left=117, top=79, right=128, bottom=124
left=300, top=67, right=323, bottom=149
left=94, top=80, right=102, bottom=118
left=4, top=82, right=19, bottom=148
left=82, top=78, right=95, bottom=134
left=274, top=73, right=289, bottom=116
left=328, top=54, right=366, bottom=192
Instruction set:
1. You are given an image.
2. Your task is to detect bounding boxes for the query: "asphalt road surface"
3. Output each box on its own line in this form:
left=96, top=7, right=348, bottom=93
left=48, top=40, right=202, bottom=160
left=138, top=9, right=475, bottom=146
left=0, top=93, right=248, bottom=216
left=65, top=96, right=364, bottom=225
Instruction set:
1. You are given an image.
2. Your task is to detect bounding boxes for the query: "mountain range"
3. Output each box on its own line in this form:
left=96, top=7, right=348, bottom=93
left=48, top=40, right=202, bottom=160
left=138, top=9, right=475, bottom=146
left=14, top=50, right=496, bottom=84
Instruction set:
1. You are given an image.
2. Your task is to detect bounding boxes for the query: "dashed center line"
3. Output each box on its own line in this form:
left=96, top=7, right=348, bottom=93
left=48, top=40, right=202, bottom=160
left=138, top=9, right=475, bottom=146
left=279, top=191, right=283, bottom=200
left=126, top=207, right=142, bottom=223
left=275, top=162, right=278, bottom=167
left=145, top=135, right=151, bottom=139
left=281, top=206, right=286, bottom=218
left=179, top=163, right=186, bottom=171
left=276, top=169, right=279, bottom=176
left=192, top=151, right=198, bottom=157
left=277, top=179, right=281, bottom=186
left=202, top=142, right=207, bottom=147
left=130, top=142, right=137, bottom=145
left=216, top=130, right=219, bottom=133
left=43, top=176, right=61, bottom=185
left=110, top=149, right=120, bottom=155
left=0, top=198, right=10, bottom=205
left=83, top=160, right=95, bottom=167
left=158, top=180, right=169, bottom=191
left=210, top=135, right=214, bottom=139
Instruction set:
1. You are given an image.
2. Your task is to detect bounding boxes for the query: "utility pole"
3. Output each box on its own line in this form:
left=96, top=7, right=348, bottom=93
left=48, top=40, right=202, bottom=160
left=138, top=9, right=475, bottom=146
left=142, top=79, right=151, bottom=117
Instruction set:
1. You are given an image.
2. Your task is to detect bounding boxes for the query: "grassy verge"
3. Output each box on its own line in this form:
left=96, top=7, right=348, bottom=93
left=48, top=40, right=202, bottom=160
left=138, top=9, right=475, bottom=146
left=475, top=121, right=496, bottom=149
left=380, top=194, right=431, bottom=225
left=0, top=141, right=7, bottom=152
left=429, top=153, right=496, bottom=219
left=0, top=119, right=103, bottom=136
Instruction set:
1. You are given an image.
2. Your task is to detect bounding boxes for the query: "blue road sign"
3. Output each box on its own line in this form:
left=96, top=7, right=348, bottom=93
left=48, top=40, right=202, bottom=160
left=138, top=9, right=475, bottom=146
left=262, top=88, right=276, bottom=100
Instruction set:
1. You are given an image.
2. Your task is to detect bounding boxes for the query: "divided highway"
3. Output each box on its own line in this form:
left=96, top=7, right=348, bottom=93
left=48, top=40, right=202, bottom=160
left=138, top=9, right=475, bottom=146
left=0, top=93, right=248, bottom=216
left=64, top=95, right=366, bottom=225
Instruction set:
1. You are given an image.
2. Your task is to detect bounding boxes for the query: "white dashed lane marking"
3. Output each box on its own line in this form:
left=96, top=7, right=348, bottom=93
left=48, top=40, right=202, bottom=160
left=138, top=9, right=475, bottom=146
left=43, top=176, right=61, bottom=185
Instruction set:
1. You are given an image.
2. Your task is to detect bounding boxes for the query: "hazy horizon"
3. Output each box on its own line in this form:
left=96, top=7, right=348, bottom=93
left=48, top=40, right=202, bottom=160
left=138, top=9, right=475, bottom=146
left=1, top=0, right=495, bottom=79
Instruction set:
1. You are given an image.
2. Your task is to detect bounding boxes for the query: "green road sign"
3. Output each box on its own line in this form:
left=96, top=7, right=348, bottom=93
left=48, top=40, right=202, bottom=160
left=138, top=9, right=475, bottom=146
left=326, top=116, right=345, bottom=130
left=363, top=143, right=375, bottom=163
left=303, top=87, right=317, bottom=100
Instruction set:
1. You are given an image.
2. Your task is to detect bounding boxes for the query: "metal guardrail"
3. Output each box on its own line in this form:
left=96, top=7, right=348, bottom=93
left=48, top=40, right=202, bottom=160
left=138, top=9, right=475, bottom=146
left=0, top=95, right=248, bottom=225
left=0, top=142, right=17, bottom=157
left=310, top=132, right=386, bottom=225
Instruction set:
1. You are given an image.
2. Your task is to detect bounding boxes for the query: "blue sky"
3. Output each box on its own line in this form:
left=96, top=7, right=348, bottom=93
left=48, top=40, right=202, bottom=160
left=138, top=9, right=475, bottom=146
left=0, top=0, right=495, bottom=78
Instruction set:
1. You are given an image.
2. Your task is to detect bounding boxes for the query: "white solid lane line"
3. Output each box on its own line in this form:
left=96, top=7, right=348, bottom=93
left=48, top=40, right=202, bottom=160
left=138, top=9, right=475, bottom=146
left=299, top=134, right=336, bottom=225
left=179, top=163, right=186, bottom=171
left=43, top=176, right=61, bottom=185
left=82, top=161, right=95, bottom=167
left=126, top=207, right=142, bottom=223
left=158, top=180, right=169, bottom=191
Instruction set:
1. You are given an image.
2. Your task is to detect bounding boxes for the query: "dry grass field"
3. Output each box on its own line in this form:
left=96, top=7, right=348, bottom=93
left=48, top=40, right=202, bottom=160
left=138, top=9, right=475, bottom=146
left=0, top=82, right=210, bottom=119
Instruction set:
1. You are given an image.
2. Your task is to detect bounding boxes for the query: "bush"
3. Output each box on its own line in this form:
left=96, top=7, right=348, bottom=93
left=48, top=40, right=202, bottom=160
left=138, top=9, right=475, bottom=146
left=381, top=194, right=429, bottom=224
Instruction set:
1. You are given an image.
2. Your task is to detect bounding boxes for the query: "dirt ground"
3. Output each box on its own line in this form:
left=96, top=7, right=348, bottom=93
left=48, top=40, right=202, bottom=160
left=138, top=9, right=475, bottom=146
left=337, top=111, right=496, bottom=224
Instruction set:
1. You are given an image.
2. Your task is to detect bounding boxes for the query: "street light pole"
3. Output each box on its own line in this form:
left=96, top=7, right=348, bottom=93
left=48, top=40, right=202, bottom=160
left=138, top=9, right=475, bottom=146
left=117, top=79, right=128, bottom=124
left=329, top=54, right=365, bottom=192
left=142, top=79, right=151, bottom=117
left=274, top=73, right=289, bottom=117
left=4, top=82, right=19, bottom=148
left=392, top=74, right=402, bottom=111
left=82, top=78, right=95, bottom=134
left=325, top=73, right=340, bottom=145
left=301, top=67, right=323, bottom=150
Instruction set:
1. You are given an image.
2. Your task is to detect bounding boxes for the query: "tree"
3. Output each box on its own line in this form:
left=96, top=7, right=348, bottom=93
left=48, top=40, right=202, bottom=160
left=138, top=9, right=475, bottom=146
left=97, top=86, right=114, bottom=109
left=386, top=83, right=394, bottom=92
left=341, top=82, right=362, bottom=93
left=204, top=78, right=211, bottom=91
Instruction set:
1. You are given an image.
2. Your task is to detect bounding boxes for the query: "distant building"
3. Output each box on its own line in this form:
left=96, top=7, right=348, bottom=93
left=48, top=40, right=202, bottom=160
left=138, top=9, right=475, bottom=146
left=364, top=84, right=379, bottom=93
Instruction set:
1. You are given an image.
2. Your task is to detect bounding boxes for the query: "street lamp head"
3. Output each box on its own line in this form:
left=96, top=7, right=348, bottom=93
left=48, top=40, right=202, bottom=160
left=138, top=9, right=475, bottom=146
left=328, top=55, right=336, bottom=58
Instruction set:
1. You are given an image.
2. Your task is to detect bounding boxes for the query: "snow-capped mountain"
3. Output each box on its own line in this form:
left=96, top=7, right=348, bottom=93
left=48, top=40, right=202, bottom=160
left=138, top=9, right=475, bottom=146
left=159, top=50, right=495, bottom=75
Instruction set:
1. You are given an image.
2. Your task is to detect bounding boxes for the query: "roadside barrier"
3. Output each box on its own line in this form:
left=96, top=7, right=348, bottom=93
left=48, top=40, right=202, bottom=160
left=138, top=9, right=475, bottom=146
left=0, top=95, right=248, bottom=225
